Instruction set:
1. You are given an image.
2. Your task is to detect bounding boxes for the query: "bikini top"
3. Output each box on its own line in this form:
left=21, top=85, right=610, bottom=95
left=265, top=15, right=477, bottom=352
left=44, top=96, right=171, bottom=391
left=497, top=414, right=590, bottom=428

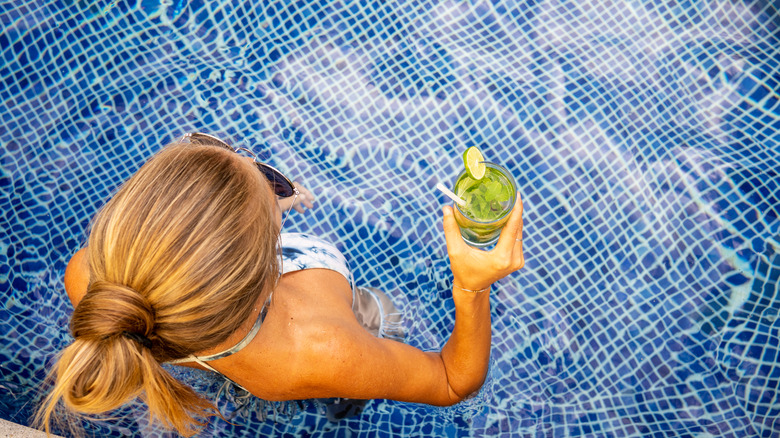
left=167, top=233, right=352, bottom=374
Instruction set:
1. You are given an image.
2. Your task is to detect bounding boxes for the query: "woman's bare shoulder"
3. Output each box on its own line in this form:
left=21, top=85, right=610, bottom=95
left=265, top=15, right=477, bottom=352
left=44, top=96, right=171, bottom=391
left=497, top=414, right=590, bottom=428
left=64, top=248, right=89, bottom=307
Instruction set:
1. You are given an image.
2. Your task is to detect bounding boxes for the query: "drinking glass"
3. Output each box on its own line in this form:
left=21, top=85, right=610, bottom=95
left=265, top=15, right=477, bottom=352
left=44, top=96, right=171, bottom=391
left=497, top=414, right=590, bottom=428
left=452, top=162, right=517, bottom=247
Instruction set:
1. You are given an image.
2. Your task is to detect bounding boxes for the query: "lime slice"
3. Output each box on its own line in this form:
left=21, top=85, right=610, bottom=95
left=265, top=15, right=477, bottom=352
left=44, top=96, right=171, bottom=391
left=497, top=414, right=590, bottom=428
left=463, top=147, right=486, bottom=180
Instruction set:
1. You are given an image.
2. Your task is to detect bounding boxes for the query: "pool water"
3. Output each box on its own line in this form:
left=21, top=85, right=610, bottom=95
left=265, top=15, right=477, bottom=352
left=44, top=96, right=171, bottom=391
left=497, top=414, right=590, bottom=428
left=2, top=0, right=780, bottom=436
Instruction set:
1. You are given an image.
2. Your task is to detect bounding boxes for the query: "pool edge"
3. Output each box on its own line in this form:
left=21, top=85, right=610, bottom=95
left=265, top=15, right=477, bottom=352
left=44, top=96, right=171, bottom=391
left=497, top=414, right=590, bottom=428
left=0, top=418, right=63, bottom=438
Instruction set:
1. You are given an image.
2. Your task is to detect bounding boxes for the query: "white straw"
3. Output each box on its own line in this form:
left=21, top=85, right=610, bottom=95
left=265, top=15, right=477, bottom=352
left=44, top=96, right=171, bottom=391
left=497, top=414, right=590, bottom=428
left=436, top=182, right=466, bottom=206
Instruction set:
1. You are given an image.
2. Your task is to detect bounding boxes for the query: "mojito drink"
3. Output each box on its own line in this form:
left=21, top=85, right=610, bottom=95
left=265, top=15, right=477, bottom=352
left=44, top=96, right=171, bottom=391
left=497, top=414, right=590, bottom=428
left=453, top=162, right=516, bottom=247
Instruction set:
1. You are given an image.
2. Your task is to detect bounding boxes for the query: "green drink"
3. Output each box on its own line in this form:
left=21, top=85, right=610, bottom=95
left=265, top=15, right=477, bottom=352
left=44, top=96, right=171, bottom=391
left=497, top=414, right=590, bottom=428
left=452, top=162, right=517, bottom=247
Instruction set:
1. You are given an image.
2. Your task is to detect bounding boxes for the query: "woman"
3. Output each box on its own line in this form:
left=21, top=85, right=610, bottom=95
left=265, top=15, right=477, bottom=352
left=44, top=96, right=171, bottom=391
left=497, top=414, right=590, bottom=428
left=35, top=133, right=525, bottom=436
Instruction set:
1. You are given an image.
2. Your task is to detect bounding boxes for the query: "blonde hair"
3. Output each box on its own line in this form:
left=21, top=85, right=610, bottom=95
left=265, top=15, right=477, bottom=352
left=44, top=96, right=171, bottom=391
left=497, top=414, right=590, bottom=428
left=35, top=140, right=280, bottom=436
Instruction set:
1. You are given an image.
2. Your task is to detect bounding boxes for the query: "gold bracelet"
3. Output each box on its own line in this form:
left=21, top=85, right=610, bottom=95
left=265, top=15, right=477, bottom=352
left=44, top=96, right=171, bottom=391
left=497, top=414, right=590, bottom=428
left=452, top=284, right=491, bottom=293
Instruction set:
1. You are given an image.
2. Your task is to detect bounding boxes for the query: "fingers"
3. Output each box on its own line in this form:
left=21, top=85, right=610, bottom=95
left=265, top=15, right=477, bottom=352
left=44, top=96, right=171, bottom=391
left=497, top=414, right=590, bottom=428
left=514, top=191, right=523, bottom=238
left=293, top=197, right=313, bottom=213
left=512, top=236, right=525, bottom=270
left=300, top=195, right=315, bottom=210
left=290, top=182, right=316, bottom=213
left=297, top=184, right=315, bottom=207
left=443, top=193, right=526, bottom=291
left=442, top=206, right=466, bottom=255
left=495, top=192, right=524, bottom=253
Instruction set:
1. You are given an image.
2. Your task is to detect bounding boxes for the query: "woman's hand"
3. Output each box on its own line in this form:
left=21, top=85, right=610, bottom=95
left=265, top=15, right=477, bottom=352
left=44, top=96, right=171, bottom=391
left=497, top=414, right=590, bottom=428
left=442, top=192, right=525, bottom=291
left=278, top=182, right=316, bottom=213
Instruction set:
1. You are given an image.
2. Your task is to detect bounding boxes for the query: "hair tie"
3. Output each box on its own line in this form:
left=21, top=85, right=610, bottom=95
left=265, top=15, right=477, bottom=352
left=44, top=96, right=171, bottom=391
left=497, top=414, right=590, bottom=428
left=122, top=331, right=153, bottom=349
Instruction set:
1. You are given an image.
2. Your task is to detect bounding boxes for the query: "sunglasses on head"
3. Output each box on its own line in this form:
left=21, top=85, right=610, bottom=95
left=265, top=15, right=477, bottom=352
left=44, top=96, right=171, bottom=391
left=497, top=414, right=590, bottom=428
left=179, top=132, right=298, bottom=199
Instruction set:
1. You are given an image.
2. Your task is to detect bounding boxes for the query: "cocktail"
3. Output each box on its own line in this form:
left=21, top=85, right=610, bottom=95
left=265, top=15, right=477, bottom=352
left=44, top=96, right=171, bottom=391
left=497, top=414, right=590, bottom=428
left=451, top=150, right=516, bottom=247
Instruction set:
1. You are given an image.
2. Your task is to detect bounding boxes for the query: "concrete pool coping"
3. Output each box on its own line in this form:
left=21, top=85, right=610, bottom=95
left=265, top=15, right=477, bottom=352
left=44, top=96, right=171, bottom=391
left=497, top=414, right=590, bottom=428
left=0, top=418, right=63, bottom=437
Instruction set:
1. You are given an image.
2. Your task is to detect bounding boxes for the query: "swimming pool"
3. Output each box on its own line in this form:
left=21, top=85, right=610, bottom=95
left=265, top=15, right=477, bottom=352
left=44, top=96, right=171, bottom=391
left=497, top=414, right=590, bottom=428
left=2, top=0, right=779, bottom=436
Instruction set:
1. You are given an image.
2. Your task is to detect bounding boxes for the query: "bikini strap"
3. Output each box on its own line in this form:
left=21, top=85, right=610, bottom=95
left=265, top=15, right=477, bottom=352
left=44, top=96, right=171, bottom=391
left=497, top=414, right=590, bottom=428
left=167, top=303, right=268, bottom=364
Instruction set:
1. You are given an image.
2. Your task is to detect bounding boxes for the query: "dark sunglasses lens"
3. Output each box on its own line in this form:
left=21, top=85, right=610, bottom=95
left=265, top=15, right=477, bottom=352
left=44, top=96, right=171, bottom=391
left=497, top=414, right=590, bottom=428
left=257, top=164, right=295, bottom=197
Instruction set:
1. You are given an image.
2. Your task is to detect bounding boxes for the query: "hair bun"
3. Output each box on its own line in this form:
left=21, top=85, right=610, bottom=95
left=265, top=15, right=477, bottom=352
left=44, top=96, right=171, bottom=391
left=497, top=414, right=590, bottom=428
left=72, top=280, right=155, bottom=340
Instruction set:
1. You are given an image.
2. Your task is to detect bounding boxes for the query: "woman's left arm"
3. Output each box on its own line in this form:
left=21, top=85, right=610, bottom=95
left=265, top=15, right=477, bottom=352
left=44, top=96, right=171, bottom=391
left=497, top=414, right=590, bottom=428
left=272, top=195, right=524, bottom=405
